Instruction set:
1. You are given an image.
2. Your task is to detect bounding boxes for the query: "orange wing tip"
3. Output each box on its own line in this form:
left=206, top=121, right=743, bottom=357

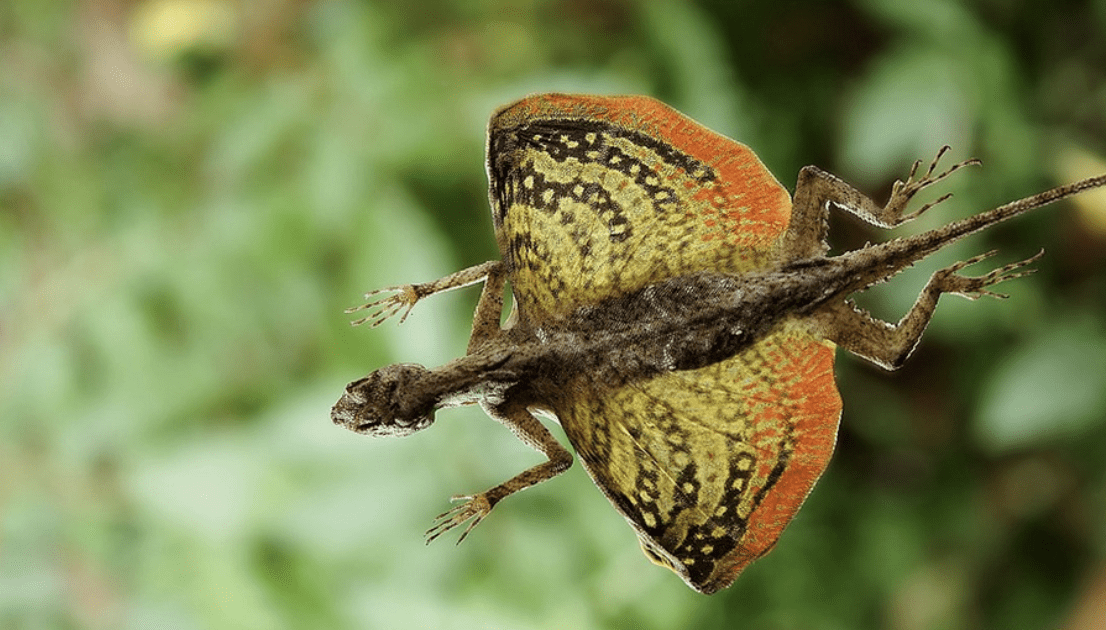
left=695, top=543, right=773, bottom=594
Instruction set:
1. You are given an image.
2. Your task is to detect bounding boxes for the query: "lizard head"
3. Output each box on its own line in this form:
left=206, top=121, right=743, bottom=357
left=331, top=363, right=436, bottom=437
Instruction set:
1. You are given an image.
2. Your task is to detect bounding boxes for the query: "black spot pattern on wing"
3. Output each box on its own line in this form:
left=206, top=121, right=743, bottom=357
left=489, top=118, right=716, bottom=233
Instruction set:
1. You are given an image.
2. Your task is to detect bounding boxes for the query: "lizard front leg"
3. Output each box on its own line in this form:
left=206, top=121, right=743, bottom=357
left=347, top=260, right=503, bottom=327
left=466, top=260, right=509, bottom=354
left=811, top=250, right=1041, bottom=370
left=781, top=147, right=980, bottom=260
left=425, top=395, right=573, bottom=543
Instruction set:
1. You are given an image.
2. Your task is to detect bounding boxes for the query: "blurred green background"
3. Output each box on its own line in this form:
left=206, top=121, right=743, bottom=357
left=3, top=0, right=1106, bottom=628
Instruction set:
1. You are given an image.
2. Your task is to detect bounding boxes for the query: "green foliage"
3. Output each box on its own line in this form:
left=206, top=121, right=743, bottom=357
left=976, top=318, right=1106, bottom=451
left=2, top=0, right=1105, bottom=628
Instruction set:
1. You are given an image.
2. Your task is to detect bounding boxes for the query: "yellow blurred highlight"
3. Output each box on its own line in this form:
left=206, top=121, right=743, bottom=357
left=1055, top=145, right=1106, bottom=239
left=129, top=0, right=238, bottom=62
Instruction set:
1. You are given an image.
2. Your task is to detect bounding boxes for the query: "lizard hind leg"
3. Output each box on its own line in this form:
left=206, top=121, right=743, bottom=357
left=782, top=147, right=980, bottom=261
left=813, top=250, right=1043, bottom=371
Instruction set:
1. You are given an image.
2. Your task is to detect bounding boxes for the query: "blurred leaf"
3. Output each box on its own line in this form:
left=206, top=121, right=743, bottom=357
left=839, top=46, right=973, bottom=186
left=975, top=320, right=1106, bottom=452
left=129, top=0, right=238, bottom=63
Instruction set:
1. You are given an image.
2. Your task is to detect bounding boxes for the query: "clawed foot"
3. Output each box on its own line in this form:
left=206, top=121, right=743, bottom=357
left=425, top=493, right=495, bottom=545
left=934, top=249, right=1044, bottom=299
left=887, top=146, right=982, bottom=224
left=345, top=285, right=422, bottom=327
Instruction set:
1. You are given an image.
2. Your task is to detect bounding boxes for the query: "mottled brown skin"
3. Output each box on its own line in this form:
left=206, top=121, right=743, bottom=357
left=332, top=94, right=1106, bottom=594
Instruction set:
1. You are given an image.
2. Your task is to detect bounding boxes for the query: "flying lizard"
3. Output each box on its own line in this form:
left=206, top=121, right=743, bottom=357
left=331, top=93, right=1106, bottom=594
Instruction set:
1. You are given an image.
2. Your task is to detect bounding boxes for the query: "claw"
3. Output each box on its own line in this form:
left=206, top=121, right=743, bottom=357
left=908, top=147, right=978, bottom=186
left=906, top=157, right=923, bottom=181
left=922, top=145, right=952, bottom=179
left=345, top=285, right=420, bottom=327
left=927, top=155, right=981, bottom=187
left=425, top=493, right=493, bottom=545
left=937, top=249, right=1044, bottom=300
left=948, top=249, right=1000, bottom=273
left=885, top=148, right=982, bottom=226
left=907, top=191, right=954, bottom=222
